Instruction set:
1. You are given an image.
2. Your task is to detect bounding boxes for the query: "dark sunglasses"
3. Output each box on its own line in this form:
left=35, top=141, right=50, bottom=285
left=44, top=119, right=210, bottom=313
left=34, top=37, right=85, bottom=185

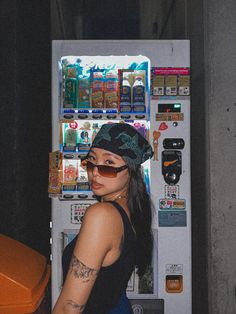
left=82, top=160, right=128, bottom=178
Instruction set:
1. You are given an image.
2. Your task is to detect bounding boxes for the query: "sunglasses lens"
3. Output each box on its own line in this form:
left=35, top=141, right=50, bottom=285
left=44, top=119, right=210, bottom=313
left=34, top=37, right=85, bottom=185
left=99, top=165, right=117, bottom=178
left=85, top=161, right=117, bottom=178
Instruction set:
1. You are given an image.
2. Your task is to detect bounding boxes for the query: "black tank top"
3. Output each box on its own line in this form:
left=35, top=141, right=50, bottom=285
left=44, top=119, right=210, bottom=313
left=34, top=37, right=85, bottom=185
left=62, top=201, right=136, bottom=314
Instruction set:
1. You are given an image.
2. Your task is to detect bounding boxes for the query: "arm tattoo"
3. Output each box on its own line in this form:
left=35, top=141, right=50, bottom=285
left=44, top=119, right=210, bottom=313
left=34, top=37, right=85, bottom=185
left=65, top=299, right=86, bottom=312
left=70, top=254, right=99, bottom=282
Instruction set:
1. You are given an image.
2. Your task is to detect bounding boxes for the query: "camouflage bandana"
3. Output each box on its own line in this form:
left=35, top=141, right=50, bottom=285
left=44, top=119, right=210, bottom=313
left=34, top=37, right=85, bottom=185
left=91, top=123, right=153, bottom=166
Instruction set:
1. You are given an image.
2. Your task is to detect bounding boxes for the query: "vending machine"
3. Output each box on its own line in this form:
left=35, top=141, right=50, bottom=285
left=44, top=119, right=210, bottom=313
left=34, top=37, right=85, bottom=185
left=49, top=40, right=191, bottom=314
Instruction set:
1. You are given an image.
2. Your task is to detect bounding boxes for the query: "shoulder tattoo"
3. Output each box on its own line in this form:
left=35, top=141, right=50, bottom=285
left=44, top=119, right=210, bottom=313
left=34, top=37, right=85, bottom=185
left=70, top=254, right=99, bottom=282
left=65, top=299, right=86, bottom=312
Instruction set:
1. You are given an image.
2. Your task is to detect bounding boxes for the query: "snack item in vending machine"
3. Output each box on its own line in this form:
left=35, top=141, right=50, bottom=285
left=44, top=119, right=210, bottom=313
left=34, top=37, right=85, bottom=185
left=63, top=123, right=78, bottom=152
left=91, top=71, right=104, bottom=108
left=48, top=151, right=62, bottom=194
left=92, top=123, right=100, bottom=142
left=63, top=63, right=79, bottom=108
left=78, top=75, right=90, bottom=108
left=77, top=159, right=90, bottom=191
left=63, top=159, right=78, bottom=191
left=64, top=77, right=78, bottom=108
left=78, top=129, right=93, bottom=152
left=104, top=71, right=119, bottom=108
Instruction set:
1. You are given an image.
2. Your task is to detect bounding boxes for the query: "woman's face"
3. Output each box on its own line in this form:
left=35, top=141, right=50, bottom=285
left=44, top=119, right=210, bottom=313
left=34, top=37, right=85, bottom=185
left=86, top=148, right=130, bottom=200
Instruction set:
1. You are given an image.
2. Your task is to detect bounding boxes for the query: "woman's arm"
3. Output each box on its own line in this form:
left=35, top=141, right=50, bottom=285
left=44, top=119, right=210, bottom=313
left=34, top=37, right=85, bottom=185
left=52, top=203, right=116, bottom=314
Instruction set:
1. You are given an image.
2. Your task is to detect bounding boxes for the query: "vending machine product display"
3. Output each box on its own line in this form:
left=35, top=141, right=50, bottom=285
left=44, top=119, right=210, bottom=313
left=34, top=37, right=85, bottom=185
left=50, top=40, right=191, bottom=314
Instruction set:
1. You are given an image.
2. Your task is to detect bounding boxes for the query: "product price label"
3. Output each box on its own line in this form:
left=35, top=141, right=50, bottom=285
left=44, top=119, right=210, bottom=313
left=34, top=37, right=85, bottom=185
left=166, top=264, right=183, bottom=275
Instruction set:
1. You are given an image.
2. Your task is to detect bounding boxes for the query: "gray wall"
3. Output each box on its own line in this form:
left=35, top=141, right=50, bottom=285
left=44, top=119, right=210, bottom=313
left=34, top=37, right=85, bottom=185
left=187, top=0, right=209, bottom=313
left=204, top=0, right=236, bottom=313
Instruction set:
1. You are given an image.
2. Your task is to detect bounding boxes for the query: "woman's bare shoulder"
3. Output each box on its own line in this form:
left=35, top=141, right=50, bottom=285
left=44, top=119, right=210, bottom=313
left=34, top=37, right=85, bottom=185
left=76, top=202, right=122, bottom=255
left=81, top=202, right=121, bottom=230
left=84, top=202, right=118, bottom=217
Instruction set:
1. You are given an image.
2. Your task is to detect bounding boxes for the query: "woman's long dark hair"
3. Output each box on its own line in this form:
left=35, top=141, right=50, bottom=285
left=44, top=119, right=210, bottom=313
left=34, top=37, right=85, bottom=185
left=127, top=164, right=153, bottom=278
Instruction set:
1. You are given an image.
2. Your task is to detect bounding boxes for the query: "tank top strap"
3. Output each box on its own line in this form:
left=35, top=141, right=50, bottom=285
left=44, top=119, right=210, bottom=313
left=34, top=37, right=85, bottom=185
left=108, top=201, right=132, bottom=230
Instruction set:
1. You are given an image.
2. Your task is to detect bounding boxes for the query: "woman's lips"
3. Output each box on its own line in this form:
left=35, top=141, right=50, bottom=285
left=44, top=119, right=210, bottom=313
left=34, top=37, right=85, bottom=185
left=91, top=181, right=104, bottom=189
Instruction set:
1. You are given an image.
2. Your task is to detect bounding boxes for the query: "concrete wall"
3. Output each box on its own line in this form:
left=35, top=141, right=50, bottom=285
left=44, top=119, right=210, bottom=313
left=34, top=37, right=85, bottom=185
left=204, top=0, right=236, bottom=313
left=186, top=0, right=209, bottom=313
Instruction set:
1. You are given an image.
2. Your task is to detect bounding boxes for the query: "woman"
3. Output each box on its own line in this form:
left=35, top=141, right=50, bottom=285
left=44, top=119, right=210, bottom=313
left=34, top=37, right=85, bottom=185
left=52, top=123, right=153, bottom=314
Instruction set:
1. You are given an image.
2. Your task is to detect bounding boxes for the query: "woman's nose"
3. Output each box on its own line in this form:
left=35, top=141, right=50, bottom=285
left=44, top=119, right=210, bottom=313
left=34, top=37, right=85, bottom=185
left=92, top=165, right=99, bottom=176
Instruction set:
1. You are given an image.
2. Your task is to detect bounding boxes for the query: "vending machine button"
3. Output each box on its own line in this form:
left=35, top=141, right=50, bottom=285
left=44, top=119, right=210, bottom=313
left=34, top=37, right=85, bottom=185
left=63, top=194, right=74, bottom=199
left=135, top=114, right=145, bottom=119
left=92, top=114, right=103, bottom=119
left=106, top=115, right=117, bottom=119
left=63, top=114, right=74, bottom=119
left=78, top=194, right=88, bottom=199
left=121, top=114, right=131, bottom=119
left=78, top=114, right=88, bottom=119
left=64, top=154, right=75, bottom=159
